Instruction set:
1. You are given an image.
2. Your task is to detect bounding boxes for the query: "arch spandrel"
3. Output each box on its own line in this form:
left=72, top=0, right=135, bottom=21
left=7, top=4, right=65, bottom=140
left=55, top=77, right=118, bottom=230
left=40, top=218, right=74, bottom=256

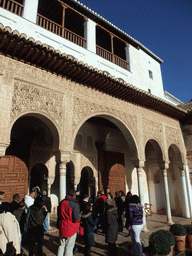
left=165, top=125, right=186, bottom=162
left=72, top=112, right=139, bottom=159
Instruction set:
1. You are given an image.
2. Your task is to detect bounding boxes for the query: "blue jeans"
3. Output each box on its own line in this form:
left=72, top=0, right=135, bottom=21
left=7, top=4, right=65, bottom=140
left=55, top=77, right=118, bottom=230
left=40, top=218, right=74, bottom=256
left=130, top=224, right=143, bottom=256
left=44, top=213, right=49, bottom=233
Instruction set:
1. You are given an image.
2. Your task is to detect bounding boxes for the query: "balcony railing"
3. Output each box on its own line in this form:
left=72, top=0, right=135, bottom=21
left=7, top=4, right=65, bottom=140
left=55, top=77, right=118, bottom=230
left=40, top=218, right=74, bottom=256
left=96, top=45, right=129, bottom=71
left=37, top=14, right=86, bottom=48
left=0, top=0, right=23, bottom=16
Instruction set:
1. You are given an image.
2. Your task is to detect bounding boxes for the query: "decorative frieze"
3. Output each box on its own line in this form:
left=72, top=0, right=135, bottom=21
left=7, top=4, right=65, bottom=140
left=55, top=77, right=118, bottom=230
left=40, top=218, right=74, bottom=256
left=11, top=82, right=64, bottom=130
left=72, top=96, right=137, bottom=138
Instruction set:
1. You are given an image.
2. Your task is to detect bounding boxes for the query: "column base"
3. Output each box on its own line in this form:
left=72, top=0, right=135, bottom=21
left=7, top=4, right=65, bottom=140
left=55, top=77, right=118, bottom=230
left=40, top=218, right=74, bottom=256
left=142, top=225, right=149, bottom=233
left=167, top=218, right=174, bottom=225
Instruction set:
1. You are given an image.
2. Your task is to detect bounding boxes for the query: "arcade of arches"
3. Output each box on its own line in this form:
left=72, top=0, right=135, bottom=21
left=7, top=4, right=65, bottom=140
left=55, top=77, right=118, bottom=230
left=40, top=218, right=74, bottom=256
left=0, top=55, right=192, bottom=228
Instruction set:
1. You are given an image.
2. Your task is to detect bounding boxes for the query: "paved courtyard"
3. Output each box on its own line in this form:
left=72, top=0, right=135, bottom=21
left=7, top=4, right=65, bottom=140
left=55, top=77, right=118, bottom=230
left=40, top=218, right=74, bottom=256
left=22, top=214, right=192, bottom=256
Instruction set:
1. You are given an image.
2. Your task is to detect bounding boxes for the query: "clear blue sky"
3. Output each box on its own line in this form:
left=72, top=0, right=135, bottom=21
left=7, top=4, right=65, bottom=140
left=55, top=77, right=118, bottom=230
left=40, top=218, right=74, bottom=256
left=80, top=0, right=192, bottom=103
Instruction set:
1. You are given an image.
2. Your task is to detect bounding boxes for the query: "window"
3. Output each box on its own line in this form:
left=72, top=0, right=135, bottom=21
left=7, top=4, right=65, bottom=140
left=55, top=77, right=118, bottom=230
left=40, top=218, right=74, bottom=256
left=149, top=70, right=153, bottom=79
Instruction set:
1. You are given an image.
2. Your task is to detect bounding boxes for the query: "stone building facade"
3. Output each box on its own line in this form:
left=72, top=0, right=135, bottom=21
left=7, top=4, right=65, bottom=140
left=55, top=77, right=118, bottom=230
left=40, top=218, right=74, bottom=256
left=0, top=0, right=191, bottom=227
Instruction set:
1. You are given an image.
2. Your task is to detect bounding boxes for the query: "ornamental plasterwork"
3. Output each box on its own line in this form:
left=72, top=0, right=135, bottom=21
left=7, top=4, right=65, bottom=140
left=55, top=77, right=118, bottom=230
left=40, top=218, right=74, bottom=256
left=165, top=126, right=181, bottom=148
left=69, top=80, right=135, bottom=112
left=80, top=154, right=97, bottom=176
left=72, top=96, right=137, bottom=138
left=11, top=82, right=64, bottom=130
left=142, top=119, right=163, bottom=146
left=30, top=148, right=51, bottom=168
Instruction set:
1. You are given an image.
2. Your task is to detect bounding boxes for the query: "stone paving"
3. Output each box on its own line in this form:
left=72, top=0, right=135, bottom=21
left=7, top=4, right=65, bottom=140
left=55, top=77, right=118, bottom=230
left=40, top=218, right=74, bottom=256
left=22, top=214, right=192, bottom=256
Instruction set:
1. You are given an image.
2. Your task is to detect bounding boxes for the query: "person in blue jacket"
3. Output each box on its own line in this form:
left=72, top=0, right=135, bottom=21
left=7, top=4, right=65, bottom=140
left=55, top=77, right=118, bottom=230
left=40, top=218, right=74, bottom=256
left=81, top=202, right=99, bottom=256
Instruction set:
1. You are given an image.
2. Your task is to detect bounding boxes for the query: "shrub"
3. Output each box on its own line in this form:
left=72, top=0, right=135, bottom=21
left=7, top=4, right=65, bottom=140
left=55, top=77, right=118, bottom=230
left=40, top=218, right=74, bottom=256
left=185, top=225, right=192, bottom=235
left=149, top=229, right=175, bottom=255
left=170, top=224, right=186, bottom=236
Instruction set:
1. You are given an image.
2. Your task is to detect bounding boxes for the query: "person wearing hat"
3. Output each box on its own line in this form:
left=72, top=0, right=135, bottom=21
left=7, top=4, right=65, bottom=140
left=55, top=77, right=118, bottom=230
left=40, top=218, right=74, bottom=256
left=104, top=197, right=118, bottom=256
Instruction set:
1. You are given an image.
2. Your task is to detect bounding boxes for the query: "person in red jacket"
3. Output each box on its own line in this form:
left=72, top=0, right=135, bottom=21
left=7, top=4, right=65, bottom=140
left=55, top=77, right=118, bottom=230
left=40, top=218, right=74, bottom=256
left=57, top=190, right=80, bottom=256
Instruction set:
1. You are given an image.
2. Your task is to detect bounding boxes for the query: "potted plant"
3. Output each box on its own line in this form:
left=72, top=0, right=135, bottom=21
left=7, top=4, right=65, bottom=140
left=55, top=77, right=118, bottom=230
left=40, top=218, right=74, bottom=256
left=185, top=225, right=192, bottom=249
left=149, top=229, right=175, bottom=256
left=170, top=224, right=186, bottom=251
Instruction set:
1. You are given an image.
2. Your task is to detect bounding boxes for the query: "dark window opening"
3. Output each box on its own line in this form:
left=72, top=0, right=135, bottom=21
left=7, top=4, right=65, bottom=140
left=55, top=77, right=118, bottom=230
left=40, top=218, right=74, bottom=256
left=65, top=8, right=85, bottom=38
left=113, top=37, right=126, bottom=60
left=149, top=70, right=153, bottom=79
left=38, top=0, right=63, bottom=25
left=96, top=26, right=111, bottom=52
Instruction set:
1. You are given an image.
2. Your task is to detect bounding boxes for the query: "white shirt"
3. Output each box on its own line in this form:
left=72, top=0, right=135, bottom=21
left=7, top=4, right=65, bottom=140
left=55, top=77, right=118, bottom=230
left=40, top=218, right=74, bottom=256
left=24, top=195, right=35, bottom=212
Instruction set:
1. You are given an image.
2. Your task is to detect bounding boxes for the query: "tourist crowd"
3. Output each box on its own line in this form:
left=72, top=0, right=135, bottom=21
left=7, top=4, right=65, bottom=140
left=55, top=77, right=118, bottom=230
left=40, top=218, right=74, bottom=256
left=0, top=187, right=144, bottom=256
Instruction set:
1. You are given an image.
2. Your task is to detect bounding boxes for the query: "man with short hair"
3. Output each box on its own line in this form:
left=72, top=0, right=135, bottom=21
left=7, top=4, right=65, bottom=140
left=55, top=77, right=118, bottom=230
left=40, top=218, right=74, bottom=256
left=57, top=189, right=80, bottom=256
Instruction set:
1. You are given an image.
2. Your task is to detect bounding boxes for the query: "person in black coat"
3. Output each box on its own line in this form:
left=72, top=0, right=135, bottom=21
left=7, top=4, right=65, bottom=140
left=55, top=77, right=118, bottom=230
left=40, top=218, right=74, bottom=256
left=114, top=191, right=124, bottom=232
left=104, top=198, right=118, bottom=256
left=81, top=203, right=98, bottom=256
left=24, top=196, right=48, bottom=256
left=41, top=189, right=51, bottom=234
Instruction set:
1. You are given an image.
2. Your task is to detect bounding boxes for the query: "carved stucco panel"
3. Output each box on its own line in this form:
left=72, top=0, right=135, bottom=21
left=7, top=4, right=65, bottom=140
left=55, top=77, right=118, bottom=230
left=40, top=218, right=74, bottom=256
left=11, top=82, right=64, bottom=130
left=165, top=126, right=181, bottom=148
left=143, top=119, right=163, bottom=147
left=30, top=148, right=51, bottom=169
left=72, top=96, right=137, bottom=138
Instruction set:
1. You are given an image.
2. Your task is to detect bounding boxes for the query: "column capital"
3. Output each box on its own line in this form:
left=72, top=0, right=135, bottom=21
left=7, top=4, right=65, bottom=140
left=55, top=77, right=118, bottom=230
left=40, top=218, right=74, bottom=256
left=159, top=161, right=170, bottom=170
left=60, top=150, right=71, bottom=165
left=132, top=158, right=145, bottom=168
left=178, top=163, right=185, bottom=171
left=0, top=143, right=9, bottom=157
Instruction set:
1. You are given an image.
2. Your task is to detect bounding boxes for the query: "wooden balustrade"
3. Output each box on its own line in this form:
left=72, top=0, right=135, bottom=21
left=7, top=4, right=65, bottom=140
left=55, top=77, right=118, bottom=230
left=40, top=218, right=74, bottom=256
left=37, top=14, right=86, bottom=48
left=0, top=0, right=23, bottom=16
left=96, top=45, right=129, bottom=71
left=1, top=2, right=129, bottom=71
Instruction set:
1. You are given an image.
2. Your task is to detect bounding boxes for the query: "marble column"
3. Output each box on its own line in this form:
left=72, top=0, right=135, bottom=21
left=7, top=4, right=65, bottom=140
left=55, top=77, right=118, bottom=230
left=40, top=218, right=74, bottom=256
left=59, top=151, right=71, bottom=202
left=137, top=165, right=148, bottom=232
left=23, top=0, right=39, bottom=23
left=162, top=166, right=173, bottom=224
left=185, top=165, right=192, bottom=217
left=180, top=166, right=190, bottom=218
left=59, top=162, right=67, bottom=202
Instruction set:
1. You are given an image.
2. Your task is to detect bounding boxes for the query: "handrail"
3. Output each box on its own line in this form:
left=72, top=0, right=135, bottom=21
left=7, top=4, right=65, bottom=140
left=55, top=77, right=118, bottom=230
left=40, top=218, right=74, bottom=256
left=96, top=45, right=129, bottom=70
left=37, top=13, right=86, bottom=48
left=0, top=0, right=23, bottom=16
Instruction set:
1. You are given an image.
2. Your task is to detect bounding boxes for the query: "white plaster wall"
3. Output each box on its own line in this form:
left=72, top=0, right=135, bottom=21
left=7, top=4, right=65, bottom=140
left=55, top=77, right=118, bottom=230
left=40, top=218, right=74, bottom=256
left=1, top=8, right=166, bottom=101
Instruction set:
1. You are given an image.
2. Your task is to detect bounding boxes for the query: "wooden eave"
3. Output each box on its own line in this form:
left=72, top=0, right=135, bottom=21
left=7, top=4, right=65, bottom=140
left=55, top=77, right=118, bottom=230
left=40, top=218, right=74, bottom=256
left=0, top=24, right=188, bottom=121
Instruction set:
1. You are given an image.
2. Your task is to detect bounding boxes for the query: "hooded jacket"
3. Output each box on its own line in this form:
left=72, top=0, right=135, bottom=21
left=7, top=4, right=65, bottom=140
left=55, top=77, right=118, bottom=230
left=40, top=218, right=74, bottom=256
left=81, top=212, right=98, bottom=247
left=128, top=203, right=143, bottom=226
left=58, top=195, right=80, bottom=238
